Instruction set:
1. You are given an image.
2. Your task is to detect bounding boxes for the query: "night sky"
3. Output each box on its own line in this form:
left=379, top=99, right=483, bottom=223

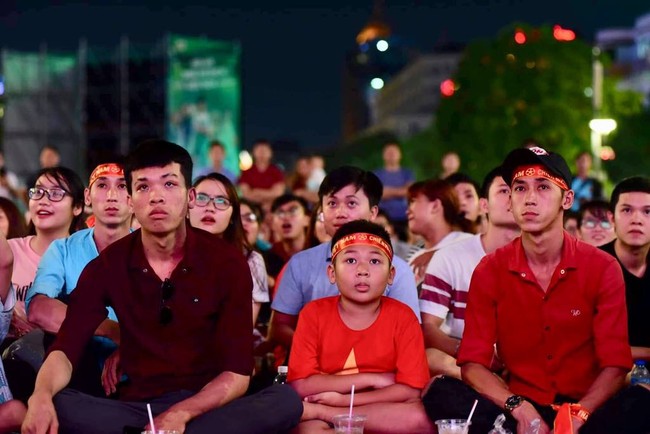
left=1, top=1, right=648, bottom=151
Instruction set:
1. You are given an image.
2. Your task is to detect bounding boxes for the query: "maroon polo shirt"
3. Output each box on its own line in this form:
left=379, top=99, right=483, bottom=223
left=237, top=164, right=284, bottom=190
left=51, top=224, right=253, bottom=401
left=458, top=232, right=632, bottom=405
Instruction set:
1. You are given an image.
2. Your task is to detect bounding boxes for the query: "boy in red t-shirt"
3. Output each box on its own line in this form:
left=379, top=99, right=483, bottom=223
left=288, top=220, right=433, bottom=433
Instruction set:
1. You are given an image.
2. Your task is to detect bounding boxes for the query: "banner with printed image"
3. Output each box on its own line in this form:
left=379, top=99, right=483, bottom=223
left=167, top=35, right=241, bottom=178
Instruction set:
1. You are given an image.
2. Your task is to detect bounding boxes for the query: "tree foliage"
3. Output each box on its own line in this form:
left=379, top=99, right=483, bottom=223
left=437, top=24, right=599, bottom=181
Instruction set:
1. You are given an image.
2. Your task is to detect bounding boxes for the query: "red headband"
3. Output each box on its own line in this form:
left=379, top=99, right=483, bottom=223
left=331, top=232, right=393, bottom=263
left=512, top=164, right=569, bottom=191
left=89, top=163, right=124, bottom=187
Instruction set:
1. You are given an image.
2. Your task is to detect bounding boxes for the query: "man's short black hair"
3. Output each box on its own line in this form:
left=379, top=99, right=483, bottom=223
left=445, top=172, right=480, bottom=196
left=271, top=193, right=310, bottom=214
left=318, top=166, right=383, bottom=208
left=383, top=142, right=401, bottom=151
left=480, top=166, right=505, bottom=199
left=252, top=139, right=271, bottom=148
left=209, top=140, right=225, bottom=150
left=577, top=200, right=611, bottom=228
left=41, top=144, right=60, bottom=154
left=610, top=176, right=650, bottom=211
left=330, top=220, right=392, bottom=257
left=124, top=139, right=193, bottom=195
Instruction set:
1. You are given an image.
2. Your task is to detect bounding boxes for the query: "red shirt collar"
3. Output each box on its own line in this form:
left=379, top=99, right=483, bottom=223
left=508, top=231, right=579, bottom=275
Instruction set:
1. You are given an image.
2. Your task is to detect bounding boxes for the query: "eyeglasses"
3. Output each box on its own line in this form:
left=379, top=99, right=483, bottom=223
left=195, top=193, right=231, bottom=210
left=159, top=278, right=175, bottom=325
left=28, top=187, right=68, bottom=202
left=241, top=213, right=258, bottom=223
left=582, top=219, right=613, bottom=230
left=273, top=206, right=302, bottom=219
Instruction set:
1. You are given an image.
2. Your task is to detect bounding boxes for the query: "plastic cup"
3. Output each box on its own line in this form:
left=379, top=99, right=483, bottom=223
left=434, top=419, right=471, bottom=434
left=332, top=414, right=367, bottom=434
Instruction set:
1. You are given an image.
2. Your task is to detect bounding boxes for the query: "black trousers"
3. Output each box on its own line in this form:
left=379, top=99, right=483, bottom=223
left=53, top=384, right=303, bottom=434
left=422, top=376, right=650, bottom=434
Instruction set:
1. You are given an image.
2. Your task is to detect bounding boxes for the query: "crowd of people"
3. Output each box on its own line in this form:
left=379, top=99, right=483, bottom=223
left=0, top=137, right=647, bottom=434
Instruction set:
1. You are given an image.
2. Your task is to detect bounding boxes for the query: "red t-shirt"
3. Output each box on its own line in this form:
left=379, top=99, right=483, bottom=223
left=288, top=296, right=430, bottom=390
left=238, top=164, right=284, bottom=190
left=458, top=232, right=632, bottom=405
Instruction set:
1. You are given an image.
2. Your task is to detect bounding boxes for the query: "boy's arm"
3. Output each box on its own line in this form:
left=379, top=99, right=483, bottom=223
left=304, top=383, right=420, bottom=407
left=291, top=372, right=395, bottom=398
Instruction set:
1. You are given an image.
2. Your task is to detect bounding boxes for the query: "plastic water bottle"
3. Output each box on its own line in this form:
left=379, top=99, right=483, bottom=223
left=274, top=365, right=288, bottom=385
left=630, top=360, right=650, bottom=386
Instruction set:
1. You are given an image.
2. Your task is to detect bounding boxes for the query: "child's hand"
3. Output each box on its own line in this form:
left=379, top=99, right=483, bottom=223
left=304, top=391, right=347, bottom=407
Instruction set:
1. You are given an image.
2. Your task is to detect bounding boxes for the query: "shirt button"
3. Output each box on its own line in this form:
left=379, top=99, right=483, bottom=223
left=560, top=269, right=566, bottom=275
left=182, top=268, right=188, bottom=273
left=193, top=298, right=199, bottom=303
left=521, top=272, right=526, bottom=278
left=142, top=268, right=148, bottom=273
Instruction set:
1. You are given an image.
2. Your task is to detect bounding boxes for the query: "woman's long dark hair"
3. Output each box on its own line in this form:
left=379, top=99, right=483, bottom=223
left=192, top=172, right=252, bottom=255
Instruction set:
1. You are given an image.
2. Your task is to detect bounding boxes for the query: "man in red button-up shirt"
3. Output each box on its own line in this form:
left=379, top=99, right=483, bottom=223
left=423, top=147, right=631, bottom=434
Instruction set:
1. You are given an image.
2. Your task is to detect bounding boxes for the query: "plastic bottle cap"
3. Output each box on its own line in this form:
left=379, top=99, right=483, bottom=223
left=278, top=365, right=288, bottom=374
left=635, top=360, right=646, bottom=367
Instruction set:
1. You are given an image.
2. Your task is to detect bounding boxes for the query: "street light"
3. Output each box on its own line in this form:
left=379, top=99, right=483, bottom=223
left=589, top=118, right=617, bottom=178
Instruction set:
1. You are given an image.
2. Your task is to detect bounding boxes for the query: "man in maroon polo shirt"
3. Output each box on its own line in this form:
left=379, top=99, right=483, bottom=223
left=423, top=147, right=631, bottom=434
left=21, top=140, right=302, bottom=434
left=238, top=139, right=285, bottom=212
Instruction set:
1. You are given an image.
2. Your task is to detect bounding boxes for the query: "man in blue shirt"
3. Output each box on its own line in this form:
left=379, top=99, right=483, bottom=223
left=373, top=142, right=414, bottom=239
left=269, top=166, right=420, bottom=350
left=25, top=163, right=132, bottom=396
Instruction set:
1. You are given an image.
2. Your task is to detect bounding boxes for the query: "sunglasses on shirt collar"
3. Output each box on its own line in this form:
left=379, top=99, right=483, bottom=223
left=159, top=279, right=175, bottom=325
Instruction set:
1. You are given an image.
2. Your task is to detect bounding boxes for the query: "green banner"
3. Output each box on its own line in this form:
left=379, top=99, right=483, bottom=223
left=167, top=35, right=241, bottom=178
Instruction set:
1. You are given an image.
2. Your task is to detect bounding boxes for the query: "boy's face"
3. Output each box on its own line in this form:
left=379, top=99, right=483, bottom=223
left=272, top=200, right=308, bottom=241
left=327, top=244, right=395, bottom=306
left=321, top=184, right=378, bottom=237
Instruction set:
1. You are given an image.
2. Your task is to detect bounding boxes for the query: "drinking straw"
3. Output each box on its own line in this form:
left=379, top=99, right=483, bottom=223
left=147, top=403, right=156, bottom=434
left=348, top=384, right=356, bottom=418
left=464, top=399, right=478, bottom=434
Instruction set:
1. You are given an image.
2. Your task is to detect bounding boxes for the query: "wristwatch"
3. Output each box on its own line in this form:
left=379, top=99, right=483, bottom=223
left=505, top=395, right=525, bottom=411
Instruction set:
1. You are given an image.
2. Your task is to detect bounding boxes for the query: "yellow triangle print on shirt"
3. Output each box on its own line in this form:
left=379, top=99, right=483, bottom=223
left=336, top=349, right=360, bottom=375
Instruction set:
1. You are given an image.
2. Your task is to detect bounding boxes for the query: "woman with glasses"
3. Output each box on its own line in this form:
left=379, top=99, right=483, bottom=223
left=577, top=200, right=616, bottom=247
left=7, top=167, right=84, bottom=340
left=188, top=173, right=269, bottom=325
left=240, top=198, right=271, bottom=252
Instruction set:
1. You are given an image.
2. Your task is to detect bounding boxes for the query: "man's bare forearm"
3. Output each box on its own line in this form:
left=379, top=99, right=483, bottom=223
left=30, top=351, right=73, bottom=399
left=461, top=362, right=512, bottom=408
left=28, top=296, right=68, bottom=334
left=579, top=367, right=627, bottom=412
left=162, top=372, right=249, bottom=423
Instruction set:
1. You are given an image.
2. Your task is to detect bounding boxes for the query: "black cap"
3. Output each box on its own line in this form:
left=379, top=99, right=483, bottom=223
left=502, top=147, right=572, bottom=190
